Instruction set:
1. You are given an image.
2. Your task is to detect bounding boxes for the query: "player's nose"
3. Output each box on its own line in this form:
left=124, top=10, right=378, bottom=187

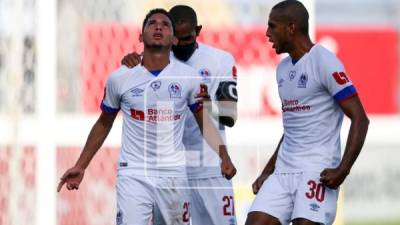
left=266, top=29, right=271, bottom=38
left=155, top=22, right=162, bottom=31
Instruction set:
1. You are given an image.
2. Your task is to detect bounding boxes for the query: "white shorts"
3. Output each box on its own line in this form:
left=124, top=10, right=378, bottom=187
left=189, top=176, right=237, bottom=225
left=116, top=175, right=190, bottom=225
left=249, top=172, right=338, bottom=225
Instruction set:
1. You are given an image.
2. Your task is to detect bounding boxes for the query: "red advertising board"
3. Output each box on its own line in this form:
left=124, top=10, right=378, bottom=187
left=317, top=27, right=398, bottom=114
left=81, top=25, right=398, bottom=114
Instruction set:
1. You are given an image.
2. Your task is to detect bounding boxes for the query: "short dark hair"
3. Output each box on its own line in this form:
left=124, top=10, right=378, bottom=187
left=169, top=5, right=198, bottom=28
left=142, top=8, right=175, bottom=33
left=272, top=0, right=309, bottom=34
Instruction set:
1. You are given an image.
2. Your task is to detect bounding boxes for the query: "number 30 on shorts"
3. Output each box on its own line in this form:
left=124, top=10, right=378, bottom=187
left=305, top=180, right=326, bottom=202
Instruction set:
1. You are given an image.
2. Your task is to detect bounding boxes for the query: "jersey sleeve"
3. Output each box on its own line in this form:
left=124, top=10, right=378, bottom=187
left=210, top=53, right=237, bottom=98
left=317, top=54, right=357, bottom=103
left=100, top=71, right=122, bottom=113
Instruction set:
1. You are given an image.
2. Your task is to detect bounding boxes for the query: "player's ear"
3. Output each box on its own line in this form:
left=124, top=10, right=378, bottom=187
left=288, top=23, right=295, bottom=35
left=139, top=33, right=143, bottom=43
left=195, top=25, right=202, bottom=36
left=172, top=36, right=178, bottom=45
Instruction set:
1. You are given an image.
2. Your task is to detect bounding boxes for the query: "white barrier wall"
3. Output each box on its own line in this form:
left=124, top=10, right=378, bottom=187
left=0, top=115, right=399, bottom=224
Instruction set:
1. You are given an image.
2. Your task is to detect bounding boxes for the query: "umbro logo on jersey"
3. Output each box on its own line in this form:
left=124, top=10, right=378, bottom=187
left=298, top=73, right=308, bottom=88
left=150, top=81, right=161, bottom=91
left=229, top=218, right=236, bottom=225
left=289, top=70, right=296, bottom=81
left=309, top=203, right=320, bottom=212
left=169, top=82, right=182, bottom=98
left=116, top=210, right=123, bottom=225
left=278, top=78, right=285, bottom=87
left=130, top=88, right=144, bottom=96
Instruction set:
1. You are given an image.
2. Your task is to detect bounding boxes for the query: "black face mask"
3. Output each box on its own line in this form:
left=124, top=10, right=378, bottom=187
left=172, top=42, right=197, bottom=62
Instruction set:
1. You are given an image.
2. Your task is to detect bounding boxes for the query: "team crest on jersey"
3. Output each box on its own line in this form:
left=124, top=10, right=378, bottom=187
left=168, top=82, right=182, bottom=98
left=289, top=70, right=296, bottom=81
left=278, top=78, right=285, bottom=87
left=130, top=88, right=144, bottom=96
left=298, top=73, right=308, bottom=88
left=150, top=80, right=161, bottom=91
left=116, top=210, right=123, bottom=225
left=199, top=68, right=211, bottom=82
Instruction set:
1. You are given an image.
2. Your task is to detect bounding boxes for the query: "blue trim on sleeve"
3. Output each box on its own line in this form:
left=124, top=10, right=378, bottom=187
left=100, top=101, right=120, bottom=113
left=188, top=102, right=203, bottom=113
left=333, top=85, right=357, bottom=102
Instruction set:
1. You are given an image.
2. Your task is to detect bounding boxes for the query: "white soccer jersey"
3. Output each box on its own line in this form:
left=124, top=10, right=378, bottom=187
left=101, top=60, right=202, bottom=177
left=179, top=43, right=237, bottom=179
left=275, top=44, right=357, bottom=173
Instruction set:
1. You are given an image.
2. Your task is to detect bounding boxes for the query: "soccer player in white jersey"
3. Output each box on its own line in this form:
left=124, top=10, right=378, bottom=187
left=245, top=1, right=369, bottom=225
left=121, top=5, right=239, bottom=225
left=57, top=8, right=236, bottom=225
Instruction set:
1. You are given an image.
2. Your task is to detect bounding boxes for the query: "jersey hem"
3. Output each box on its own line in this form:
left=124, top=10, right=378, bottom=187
left=117, top=167, right=187, bottom=178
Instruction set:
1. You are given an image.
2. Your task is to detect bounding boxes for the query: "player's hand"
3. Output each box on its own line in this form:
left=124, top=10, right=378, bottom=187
left=220, top=156, right=236, bottom=180
left=121, top=52, right=142, bottom=68
left=57, top=166, right=85, bottom=192
left=195, top=84, right=211, bottom=111
left=320, top=167, right=349, bottom=189
left=195, top=84, right=211, bottom=106
left=252, top=173, right=270, bottom=194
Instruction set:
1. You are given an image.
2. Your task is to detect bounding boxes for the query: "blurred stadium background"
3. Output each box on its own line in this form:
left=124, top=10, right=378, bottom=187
left=0, top=0, right=399, bottom=225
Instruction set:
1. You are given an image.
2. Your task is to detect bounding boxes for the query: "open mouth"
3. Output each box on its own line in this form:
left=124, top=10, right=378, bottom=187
left=269, top=39, right=275, bottom=49
left=153, top=33, right=163, bottom=39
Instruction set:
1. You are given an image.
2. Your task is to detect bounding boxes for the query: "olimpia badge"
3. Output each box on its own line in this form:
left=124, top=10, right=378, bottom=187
left=298, top=73, right=308, bottom=88
left=168, top=82, right=182, bottom=98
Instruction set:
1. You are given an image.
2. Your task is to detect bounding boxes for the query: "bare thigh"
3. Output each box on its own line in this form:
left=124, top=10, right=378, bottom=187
left=292, top=218, right=320, bottom=225
left=245, top=211, right=281, bottom=225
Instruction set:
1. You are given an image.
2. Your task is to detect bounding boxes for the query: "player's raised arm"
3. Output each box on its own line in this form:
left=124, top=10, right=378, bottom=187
left=191, top=84, right=236, bottom=180
left=57, top=112, right=117, bottom=192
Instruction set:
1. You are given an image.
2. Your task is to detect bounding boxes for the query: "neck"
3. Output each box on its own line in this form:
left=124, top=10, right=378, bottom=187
left=288, top=35, right=314, bottom=61
left=142, top=48, right=170, bottom=71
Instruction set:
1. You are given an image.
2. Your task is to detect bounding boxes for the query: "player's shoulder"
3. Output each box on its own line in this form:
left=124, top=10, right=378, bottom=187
left=107, top=65, right=136, bottom=82
left=277, top=55, right=292, bottom=71
left=310, top=44, right=342, bottom=65
left=170, top=57, right=197, bottom=75
left=198, top=43, right=235, bottom=62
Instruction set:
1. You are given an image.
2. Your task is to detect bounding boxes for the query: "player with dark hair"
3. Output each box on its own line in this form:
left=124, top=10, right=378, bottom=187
left=141, top=8, right=176, bottom=33
left=57, top=8, right=235, bottom=225
left=245, top=1, right=369, bottom=225
left=122, top=5, right=239, bottom=225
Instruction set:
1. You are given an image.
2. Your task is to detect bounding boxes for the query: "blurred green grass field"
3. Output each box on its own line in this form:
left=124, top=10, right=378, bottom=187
left=346, top=220, right=400, bottom=225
